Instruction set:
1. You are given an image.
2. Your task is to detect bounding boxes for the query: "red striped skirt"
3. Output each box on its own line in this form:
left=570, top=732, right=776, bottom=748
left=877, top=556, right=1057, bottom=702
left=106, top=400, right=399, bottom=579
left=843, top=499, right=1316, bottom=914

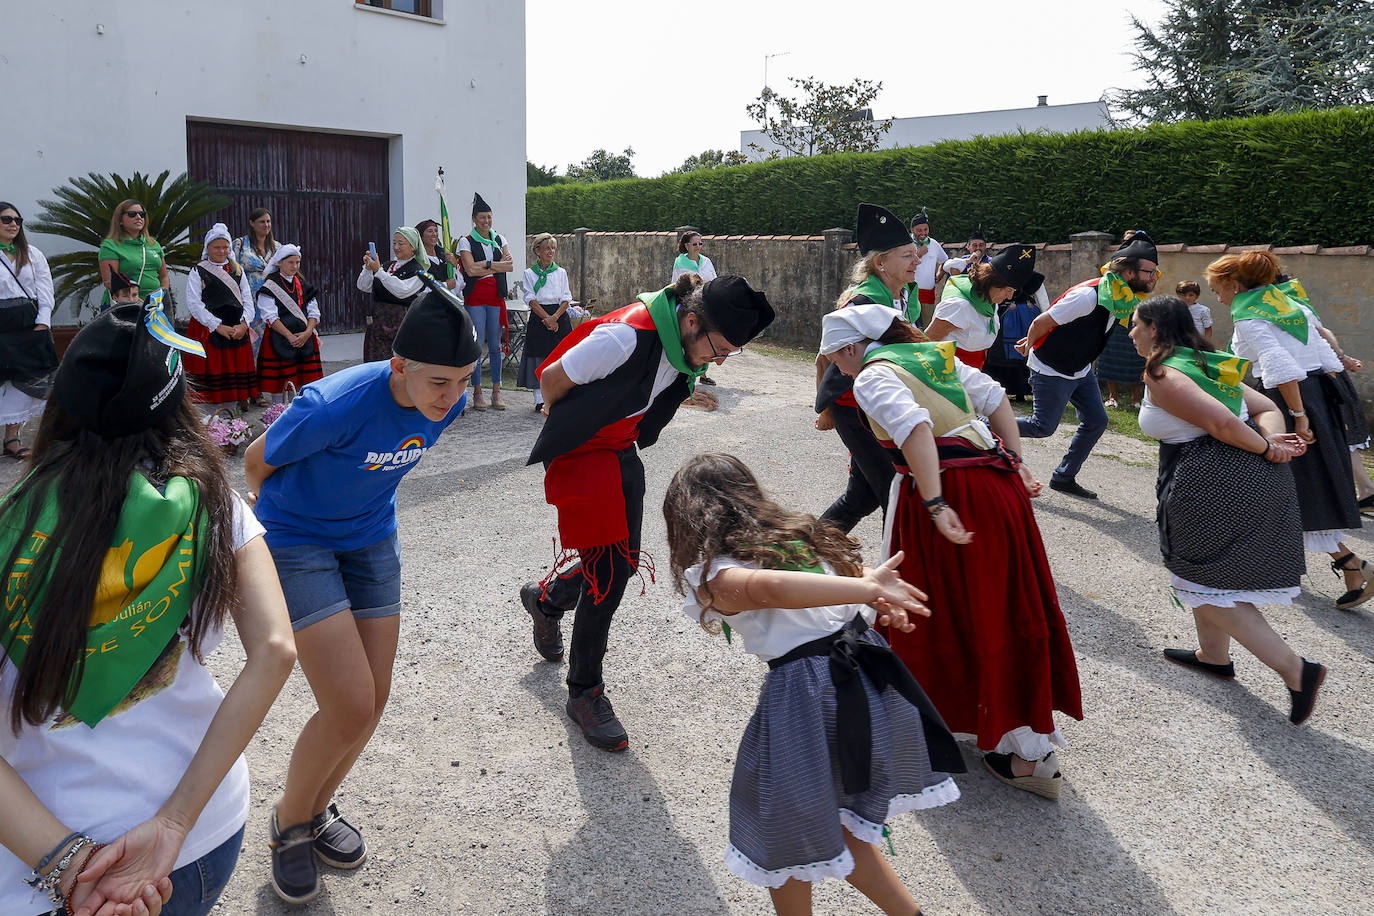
left=185, top=319, right=259, bottom=404
left=258, top=331, right=324, bottom=393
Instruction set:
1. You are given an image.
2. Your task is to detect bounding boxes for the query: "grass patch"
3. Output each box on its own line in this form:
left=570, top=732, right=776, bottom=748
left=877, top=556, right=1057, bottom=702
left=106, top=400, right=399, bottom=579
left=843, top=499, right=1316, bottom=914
left=1011, top=397, right=1152, bottom=443
left=751, top=340, right=818, bottom=365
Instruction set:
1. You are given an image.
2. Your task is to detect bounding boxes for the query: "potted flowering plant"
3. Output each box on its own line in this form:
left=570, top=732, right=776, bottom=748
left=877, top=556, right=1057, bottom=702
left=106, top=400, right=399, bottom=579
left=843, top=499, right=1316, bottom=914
left=205, top=409, right=253, bottom=456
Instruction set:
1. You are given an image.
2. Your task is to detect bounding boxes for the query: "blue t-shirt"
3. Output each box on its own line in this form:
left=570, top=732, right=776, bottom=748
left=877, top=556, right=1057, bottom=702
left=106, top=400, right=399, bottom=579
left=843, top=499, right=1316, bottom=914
left=255, top=361, right=464, bottom=550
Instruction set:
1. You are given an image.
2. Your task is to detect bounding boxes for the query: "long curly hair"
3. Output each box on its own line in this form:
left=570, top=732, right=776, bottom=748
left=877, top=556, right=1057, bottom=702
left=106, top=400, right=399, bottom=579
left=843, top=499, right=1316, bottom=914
left=664, top=454, right=863, bottom=631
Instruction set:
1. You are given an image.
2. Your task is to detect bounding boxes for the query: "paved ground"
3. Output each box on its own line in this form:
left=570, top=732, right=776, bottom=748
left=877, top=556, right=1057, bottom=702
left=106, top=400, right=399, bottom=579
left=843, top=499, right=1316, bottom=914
left=9, top=344, right=1372, bottom=915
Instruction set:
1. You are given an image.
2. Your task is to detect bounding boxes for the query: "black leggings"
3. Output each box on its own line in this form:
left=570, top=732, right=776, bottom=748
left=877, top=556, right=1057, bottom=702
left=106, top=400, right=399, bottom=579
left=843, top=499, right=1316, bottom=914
left=543, top=447, right=645, bottom=691
left=821, top=403, right=895, bottom=534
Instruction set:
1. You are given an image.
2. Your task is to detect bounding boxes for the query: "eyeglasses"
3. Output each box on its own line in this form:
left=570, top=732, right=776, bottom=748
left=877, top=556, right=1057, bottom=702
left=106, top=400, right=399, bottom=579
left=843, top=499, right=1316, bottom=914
left=0, top=215, right=21, bottom=226
left=125, top=210, right=146, bottom=219
left=705, top=331, right=744, bottom=361
left=1135, top=267, right=1158, bottom=277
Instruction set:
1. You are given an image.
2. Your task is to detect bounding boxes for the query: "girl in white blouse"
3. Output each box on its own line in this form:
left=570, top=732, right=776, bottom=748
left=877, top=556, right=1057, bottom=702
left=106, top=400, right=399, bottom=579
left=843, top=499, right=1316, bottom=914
left=671, top=230, right=717, bottom=283
left=0, top=202, right=55, bottom=460
left=519, top=234, right=573, bottom=411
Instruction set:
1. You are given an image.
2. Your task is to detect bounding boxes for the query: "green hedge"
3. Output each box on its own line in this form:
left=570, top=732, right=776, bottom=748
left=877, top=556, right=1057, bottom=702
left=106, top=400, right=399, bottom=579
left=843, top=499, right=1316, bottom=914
left=528, top=107, right=1373, bottom=247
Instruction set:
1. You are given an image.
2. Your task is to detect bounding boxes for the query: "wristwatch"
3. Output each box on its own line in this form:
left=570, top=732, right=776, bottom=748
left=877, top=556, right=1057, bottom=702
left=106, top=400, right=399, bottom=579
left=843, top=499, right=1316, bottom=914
left=1288, top=407, right=1307, bottom=417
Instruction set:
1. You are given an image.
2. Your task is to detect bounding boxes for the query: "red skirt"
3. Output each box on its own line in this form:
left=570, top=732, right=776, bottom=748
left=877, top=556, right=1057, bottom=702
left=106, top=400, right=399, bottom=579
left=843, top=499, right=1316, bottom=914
left=185, top=319, right=259, bottom=404
left=954, top=347, right=987, bottom=369
left=257, top=331, right=324, bottom=393
left=881, top=462, right=1082, bottom=748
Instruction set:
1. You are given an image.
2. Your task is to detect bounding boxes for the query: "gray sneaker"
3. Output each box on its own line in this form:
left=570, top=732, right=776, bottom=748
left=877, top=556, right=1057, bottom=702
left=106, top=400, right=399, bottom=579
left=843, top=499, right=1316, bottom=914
left=312, top=802, right=367, bottom=869
left=269, top=810, right=320, bottom=903
left=521, top=582, right=564, bottom=662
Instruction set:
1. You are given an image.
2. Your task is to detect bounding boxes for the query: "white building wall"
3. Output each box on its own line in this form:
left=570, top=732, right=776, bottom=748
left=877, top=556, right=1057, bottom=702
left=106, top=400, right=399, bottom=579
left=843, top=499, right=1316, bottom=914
left=741, top=101, right=1111, bottom=160
left=3, top=0, right=527, bottom=323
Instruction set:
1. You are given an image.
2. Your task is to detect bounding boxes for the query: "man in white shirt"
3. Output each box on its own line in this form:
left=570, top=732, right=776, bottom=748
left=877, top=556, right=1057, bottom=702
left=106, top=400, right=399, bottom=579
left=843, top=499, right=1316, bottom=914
left=1013, top=231, right=1160, bottom=499
left=909, top=209, right=947, bottom=324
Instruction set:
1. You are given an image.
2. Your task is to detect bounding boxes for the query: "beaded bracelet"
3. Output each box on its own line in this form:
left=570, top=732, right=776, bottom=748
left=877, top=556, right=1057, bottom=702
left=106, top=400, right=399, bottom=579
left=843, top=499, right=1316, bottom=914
left=23, top=835, right=93, bottom=906
left=62, top=844, right=107, bottom=916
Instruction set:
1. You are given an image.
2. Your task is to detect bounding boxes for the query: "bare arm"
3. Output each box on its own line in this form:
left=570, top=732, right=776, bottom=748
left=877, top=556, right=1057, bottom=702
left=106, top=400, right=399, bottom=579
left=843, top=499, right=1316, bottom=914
left=704, top=553, right=927, bottom=630
left=924, top=317, right=958, bottom=342
left=243, top=435, right=279, bottom=500
left=539, top=359, right=576, bottom=411
left=99, top=258, right=118, bottom=290
left=1019, top=311, right=1060, bottom=350
left=495, top=245, right=514, bottom=273
left=897, top=422, right=973, bottom=544
left=814, top=353, right=834, bottom=431
left=1146, top=368, right=1299, bottom=459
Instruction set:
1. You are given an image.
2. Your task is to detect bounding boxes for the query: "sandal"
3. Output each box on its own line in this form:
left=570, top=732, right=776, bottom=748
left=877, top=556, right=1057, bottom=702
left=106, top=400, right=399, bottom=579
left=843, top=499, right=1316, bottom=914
left=1330, top=553, right=1374, bottom=610
left=2, top=438, right=30, bottom=461
left=984, top=751, right=1062, bottom=800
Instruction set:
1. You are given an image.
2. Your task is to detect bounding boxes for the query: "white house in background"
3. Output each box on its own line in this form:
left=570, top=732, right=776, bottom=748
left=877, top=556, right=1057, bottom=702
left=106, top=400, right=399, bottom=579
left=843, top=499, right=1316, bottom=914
left=3, top=0, right=527, bottom=329
left=740, top=97, right=1112, bottom=161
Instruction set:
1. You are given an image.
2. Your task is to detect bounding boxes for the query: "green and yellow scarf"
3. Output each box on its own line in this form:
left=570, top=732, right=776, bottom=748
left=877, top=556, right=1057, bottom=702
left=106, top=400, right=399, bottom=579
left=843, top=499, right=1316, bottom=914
left=940, top=275, right=997, bottom=335
left=531, top=260, right=560, bottom=295
left=1162, top=348, right=1250, bottom=416
left=0, top=474, right=207, bottom=727
left=639, top=286, right=707, bottom=394
left=1098, top=271, right=1142, bottom=328
left=863, top=341, right=970, bottom=413
left=1230, top=283, right=1309, bottom=343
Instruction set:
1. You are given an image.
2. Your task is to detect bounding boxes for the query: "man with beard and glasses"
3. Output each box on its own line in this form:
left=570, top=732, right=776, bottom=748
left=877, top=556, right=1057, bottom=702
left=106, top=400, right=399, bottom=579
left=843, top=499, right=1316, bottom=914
left=518, top=273, right=774, bottom=751
left=1014, top=230, right=1161, bottom=500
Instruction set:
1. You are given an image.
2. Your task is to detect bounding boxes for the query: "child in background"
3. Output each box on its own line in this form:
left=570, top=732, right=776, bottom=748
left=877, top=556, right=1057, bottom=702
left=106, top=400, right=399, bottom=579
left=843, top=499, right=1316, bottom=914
left=665, top=453, right=963, bottom=916
left=1177, top=280, right=1212, bottom=341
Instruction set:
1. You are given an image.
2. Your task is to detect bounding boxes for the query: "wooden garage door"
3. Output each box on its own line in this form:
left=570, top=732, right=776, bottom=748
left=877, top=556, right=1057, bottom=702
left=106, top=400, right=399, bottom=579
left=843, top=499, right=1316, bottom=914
left=186, top=122, right=390, bottom=332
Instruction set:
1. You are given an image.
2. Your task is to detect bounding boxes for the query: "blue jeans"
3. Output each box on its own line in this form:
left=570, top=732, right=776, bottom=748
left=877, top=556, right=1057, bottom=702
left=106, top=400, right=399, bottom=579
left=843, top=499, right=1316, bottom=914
left=48, top=827, right=244, bottom=916
left=1017, top=368, right=1108, bottom=482
left=466, top=304, right=502, bottom=386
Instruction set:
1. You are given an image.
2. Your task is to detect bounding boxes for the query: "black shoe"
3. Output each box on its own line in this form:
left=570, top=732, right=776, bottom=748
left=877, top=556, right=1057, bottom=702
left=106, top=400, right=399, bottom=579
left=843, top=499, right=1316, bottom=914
left=566, top=684, right=628, bottom=751
left=1163, top=647, right=1236, bottom=680
left=699, top=375, right=717, bottom=386
left=1359, top=494, right=1374, bottom=516
left=269, top=810, right=320, bottom=904
left=521, top=582, right=564, bottom=662
left=1288, top=659, right=1326, bottom=725
left=1049, top=477, right=1098, bottom=500
left=312, top=802, right=366, bottom=870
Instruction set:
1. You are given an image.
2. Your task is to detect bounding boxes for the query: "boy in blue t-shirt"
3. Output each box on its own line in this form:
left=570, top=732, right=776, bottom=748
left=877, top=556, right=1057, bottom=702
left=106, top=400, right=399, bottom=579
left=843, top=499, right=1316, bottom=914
left=246, top=289, right=479, bottom=904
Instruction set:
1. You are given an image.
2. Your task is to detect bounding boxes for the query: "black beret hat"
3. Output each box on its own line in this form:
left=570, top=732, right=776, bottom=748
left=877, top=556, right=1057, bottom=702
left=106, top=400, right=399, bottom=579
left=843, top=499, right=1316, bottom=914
left=988, top=244, right=1041, bottom=291
left=700, top=276, right=774, bottom=346
left=53, top=304, right=186, bottom=438
left=393, top=281, right=482, bottom=367
left=856, top=203, right=913, bottom=256
left=1115, top=229, right=1158, bottom=264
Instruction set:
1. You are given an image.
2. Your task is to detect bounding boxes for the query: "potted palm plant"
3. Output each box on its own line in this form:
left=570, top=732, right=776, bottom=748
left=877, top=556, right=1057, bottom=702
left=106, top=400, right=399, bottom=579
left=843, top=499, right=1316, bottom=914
left=29, top=170, right=228, bottom=355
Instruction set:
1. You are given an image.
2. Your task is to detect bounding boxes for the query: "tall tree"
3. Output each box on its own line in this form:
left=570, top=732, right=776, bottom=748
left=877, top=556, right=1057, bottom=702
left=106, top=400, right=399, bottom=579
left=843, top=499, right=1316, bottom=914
left=566, top=147, right=637, bottom=182
left=527, top=161, right=563, bottom=187
left=670, top=149, right=749, bottom=174
left=745, top=76, right=894, bottom=157
left=1109, top=0, right=1373, bottom=123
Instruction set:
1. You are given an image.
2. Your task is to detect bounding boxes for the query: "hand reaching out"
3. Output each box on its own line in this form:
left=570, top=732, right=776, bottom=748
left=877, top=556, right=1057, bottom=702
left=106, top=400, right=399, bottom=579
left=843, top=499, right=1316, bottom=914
left=862, top=552, right=930, bottom=632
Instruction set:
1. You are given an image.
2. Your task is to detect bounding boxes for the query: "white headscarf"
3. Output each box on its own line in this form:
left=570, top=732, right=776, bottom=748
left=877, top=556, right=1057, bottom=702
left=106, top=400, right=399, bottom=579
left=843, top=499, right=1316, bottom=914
left=819, top=301, right=902, bottom=355
left=200, top=223, right=234, bottom=262
left=265, top=243, right=301, bottom=274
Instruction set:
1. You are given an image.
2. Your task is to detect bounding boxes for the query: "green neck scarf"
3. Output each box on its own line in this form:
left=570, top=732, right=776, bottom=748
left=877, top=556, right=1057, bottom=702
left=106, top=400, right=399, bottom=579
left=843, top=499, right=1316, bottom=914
left=851, top=274, right=920, bottom=325
left=721, top=541, right=824, bottom=645
left=531, top=260, right=560, bottom=294
left=1162, top=348, right=1250, bottom=417
left=638, top=286, right=706, bottom=393
left=471, top=226, right=501, bottom=252
left=673, top=252, right=701, bottom=272
left=0, top=241, right=14, bottom=254
left=1231, top=284, right=1309, bottom=343
left=863, top=341, right=970, bottom=412
left=1097, top=271, right=1142, bottom=327
left=0, top=474, right=208, bottom=727
left=941, top=274, right=997, bottom=335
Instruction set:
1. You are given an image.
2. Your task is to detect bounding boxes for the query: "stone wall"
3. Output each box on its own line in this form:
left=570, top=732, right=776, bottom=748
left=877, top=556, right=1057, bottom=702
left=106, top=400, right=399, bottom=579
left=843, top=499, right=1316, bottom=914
left=529, top=227, right=1374, bottom=411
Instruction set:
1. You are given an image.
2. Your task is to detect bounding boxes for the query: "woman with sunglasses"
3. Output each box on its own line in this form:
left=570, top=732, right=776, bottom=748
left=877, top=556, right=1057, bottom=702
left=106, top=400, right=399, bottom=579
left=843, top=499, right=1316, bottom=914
left=0, top=203, right=57, bottom=461
left=98, top=201, right=169, bottom=314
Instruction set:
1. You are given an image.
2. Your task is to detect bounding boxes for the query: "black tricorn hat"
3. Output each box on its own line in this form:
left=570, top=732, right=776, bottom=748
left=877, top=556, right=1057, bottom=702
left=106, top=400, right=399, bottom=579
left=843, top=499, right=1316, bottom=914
left=988, top=244, right=1042, bottom=292
left=856, top=203, right=913, bottom=256
left=909, top=208, right=930, bottom=228
left=1115, top=229, right=1158, bottom=264
left=394, top=276, right=482, bottom=366
left=701, top=276, right=774, bottom=346
left=969, top=224, right=986, bottom=242
left=471, top=192, right=492, bottom=217
left=53, top=304, right=186, bottom=438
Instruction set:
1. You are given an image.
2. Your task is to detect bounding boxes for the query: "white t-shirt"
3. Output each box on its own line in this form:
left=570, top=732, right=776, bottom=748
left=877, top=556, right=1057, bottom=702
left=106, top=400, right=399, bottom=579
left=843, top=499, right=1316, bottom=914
left=1138, top=382, right=1251, bottom=444
left=457, top=234, right=506, bottom=263
left=1188, top=303, right=1214, bottom=334
left=930, top=294, right=999, bottom=352
left=1026, top=283, right=1115, bottom=380
left=1230, top=308, right=1340, bottom=388
left=852, top=352, right=1006, bottom=448
left=671, top=255, right=716, bottom=283
left=682, top=556, right=873, bottom=660
left=558, top=322, right=680, bottom=418
left=0, top=495, right=263, bottom=916
left=913, top=238, right=948, bottom=291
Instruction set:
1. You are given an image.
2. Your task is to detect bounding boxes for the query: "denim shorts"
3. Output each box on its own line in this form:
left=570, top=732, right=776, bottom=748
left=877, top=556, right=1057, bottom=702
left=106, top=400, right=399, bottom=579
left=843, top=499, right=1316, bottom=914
left=269, top=532, right=403, bottom=631
left=45, top=827, right=244, bottom=916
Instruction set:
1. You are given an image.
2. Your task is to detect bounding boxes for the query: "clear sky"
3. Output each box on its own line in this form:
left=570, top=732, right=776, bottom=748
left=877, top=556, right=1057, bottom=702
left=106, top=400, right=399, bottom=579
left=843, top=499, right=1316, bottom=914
left=526, top=0, right=1171, bottom=178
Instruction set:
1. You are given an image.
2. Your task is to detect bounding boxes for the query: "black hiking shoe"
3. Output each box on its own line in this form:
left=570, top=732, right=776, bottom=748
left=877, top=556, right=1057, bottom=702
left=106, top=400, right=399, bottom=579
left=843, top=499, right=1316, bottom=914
left=1049, top=477, right=1098, bottom=500
left=269, top=809, right=320, bottom=903
left=566, top=684, right=628, bottom=751
left=312, top=802, right=367, bottom=870
left=521, top=582, right=564, bottom=662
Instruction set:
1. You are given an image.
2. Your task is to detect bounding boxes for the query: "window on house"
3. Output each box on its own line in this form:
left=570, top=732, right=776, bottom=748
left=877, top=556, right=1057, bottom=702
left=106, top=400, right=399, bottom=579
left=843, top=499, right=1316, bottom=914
left=357, top=0, right=435, bottom=18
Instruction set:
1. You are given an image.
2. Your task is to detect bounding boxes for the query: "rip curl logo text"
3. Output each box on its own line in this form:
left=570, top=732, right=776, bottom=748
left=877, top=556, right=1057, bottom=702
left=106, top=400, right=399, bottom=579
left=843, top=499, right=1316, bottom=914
left=360, top=434, right=428, bottom=471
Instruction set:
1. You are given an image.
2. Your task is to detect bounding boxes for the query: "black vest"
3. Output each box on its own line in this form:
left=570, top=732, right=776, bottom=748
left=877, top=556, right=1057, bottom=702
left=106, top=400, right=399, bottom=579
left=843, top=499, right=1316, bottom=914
left=1034, top=285, right=1115, bottom=376
left=425, top=252, right=452, bottom=283
left=462, top=233, right=507, bottom=299
left=195, top=264, right=247, bottom=327
left=261, top=275, right=318, bottom=334
left=372, top=260, right=422, bottom=306
left=528, top=327, right=687, bottom=466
